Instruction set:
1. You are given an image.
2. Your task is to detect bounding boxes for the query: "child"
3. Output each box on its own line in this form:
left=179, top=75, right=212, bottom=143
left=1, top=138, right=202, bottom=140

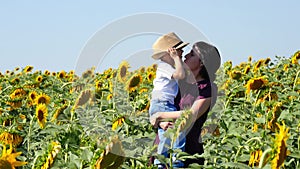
left=149, top=32, right=188, bottom=168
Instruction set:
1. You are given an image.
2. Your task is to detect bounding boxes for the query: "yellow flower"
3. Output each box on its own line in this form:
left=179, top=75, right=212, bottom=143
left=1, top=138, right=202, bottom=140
left=36, top=104, right=48, bottom=129
left=57, top=70, right=66, bottom=78
left=73, top=89, right=92, bottom=109
left=23, top=65, right=33, bottom=73
left=51, top=104, right=67, bottom=122
left=229, top=70, right=242, bottom=80
left=117, top=61, right=130, bottom=82
left=291, top=56, right=298, bottom=64
left=44, top=70, right=50, bottom=75
left=271, top=122, right=290, bottom=169
left=0, top=144, right=27, bottom=169
left=95, top=136, right=124, bottom=169
left=81, top=67, right=95, bottom=79
left=106, top=94, right=113, bottom=101
left=41, top=141, right=61, bottom=169
left=244, top=65, right=251, bottom=74
left=245, top=77, right=268, bottom=94
left=253, top=59, right=264, bottom=72
left=95, top=81, right=103, bottom=91
left=146, top=71, right=155, bottom=82
left=36, top=75, right=43, bottom=83
left=125, top=73, right=142, bottom=92
left=139, top=87, right=148, bottom=94
left=112, top=117, right=125, bottom=131
left=248, top=149, right=262, bottom=167
left=10, top=88, right=26, bottom=100
left=0, top=132, right=23, bottom=146
left=139, top=66, right=146, bottom=73
left=28, top=91, right=38, bottom=102
left=35, top=93, right=51, bottom=105
left=248, top=56, right=252, bottom=62
left=264, top=57, right=271, bottom=65
left=252, top=123, right=258, bottom=132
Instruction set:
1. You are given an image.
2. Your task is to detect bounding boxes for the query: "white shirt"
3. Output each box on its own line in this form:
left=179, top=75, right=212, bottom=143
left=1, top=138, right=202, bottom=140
left=151, top=61, right=178, bottom=104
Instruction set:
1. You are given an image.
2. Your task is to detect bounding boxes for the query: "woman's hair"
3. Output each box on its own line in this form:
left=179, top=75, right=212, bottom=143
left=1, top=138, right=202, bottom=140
left=192, top=41, right=221, bottom=81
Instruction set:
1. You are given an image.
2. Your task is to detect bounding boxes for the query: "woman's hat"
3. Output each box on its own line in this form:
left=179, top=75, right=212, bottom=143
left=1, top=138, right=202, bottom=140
left=193, top=41, right=221, bottom=74
left=152, top=32, right=189, bottom=60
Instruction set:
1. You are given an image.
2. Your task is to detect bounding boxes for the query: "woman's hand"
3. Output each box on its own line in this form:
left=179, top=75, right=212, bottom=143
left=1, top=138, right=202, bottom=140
left=159, top=121, right=174, bottom=130
left=150, top=112, right=161, bottom=127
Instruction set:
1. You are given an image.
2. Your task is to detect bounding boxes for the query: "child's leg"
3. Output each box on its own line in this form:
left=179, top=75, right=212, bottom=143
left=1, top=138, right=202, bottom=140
left=172, top=131, right=186, bottom=168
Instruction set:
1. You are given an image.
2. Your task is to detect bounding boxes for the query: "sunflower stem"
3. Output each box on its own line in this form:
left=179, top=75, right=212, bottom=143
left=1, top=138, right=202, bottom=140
left=27, top=115, right=34, bottom=159
left=258, top=148, right=272, bottom=168
left=245, top=137, right=262, bottom=144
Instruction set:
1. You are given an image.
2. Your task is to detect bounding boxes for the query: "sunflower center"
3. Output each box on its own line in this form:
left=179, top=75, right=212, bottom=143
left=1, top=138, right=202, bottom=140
left=0, top=160, right=13, bottom=169
left=38, top=97, right=47, bottom=104
left=38, top=110, right=44, bottom=121
left=120, top=67, right=127, bottom=78
left=129, top=76, right=141, bottom=88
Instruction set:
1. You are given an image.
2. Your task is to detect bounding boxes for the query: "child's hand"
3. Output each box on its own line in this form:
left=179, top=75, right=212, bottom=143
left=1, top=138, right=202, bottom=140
left=168, top=47, right=179, bottom=59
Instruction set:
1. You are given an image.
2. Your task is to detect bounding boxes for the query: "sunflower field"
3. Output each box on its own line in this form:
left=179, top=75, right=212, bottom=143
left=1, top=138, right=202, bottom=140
left=0, top=51, right=299, bottom=169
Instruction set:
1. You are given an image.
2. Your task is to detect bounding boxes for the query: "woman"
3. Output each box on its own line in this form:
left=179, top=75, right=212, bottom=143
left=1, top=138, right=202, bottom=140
left=151, top=41, right=221, bottom=167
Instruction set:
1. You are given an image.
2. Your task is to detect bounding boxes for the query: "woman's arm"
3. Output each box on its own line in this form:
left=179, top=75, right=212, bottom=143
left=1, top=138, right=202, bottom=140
left=151, top=97, right=211, bottom=126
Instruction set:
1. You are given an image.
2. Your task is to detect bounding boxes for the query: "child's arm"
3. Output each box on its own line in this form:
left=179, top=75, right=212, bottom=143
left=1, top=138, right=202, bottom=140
left=168, top=48, right=185, bottom=80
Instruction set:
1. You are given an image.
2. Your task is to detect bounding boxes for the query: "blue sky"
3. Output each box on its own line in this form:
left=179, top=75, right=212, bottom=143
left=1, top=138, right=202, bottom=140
left=1, top=1, right=299, bottom=74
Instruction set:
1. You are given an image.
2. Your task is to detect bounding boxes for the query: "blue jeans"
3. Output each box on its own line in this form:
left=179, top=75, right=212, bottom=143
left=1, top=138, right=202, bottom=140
left=149, top=100, right=185, bottom=168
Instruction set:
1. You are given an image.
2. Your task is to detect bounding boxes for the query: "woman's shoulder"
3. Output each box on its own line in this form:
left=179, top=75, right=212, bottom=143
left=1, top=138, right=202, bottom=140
left=196, top=79, right=217, bottom=99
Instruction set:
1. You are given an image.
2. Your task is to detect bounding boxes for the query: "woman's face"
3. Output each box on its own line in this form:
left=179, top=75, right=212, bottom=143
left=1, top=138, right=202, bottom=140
left=184, top=50, right=201, bottom=70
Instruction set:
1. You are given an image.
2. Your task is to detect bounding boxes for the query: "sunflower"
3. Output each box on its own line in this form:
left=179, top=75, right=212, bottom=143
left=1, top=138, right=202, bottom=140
left=244, top=65, right=251, bottom=74
left=23, top=65, right=33, bottom=73
left=271, top=122, right=290, bottom=169
left=146, top=71, right=155, bottom=82
left=139, top=66, right=145, bottom=73
left=28, top=91, right=38, bottom=102
left=81, top=67, right=94, bottom=79
left=248, top=56, right=252, bottom=62
left=35, top=75, right=43, bottom=83
left=57, top=70, right=66, bottom=79
left=291, top=56, right=298, bottom=64
left=0, top=132, right=23, bottom=146
left=248, top=149, right=262, bottom=167
left=0, top=144, right=27, bottom=169
left=44, top=70, right=50, bottom=75
left=35, top=93, right=51, bottom=105
left=139, top=87, right=148, bottom=94
left=10, top=78, right=20, bottom=85
left=252, top=123, right=258, bottom=132
left=253, top=59, right=264, bottom=72
left=73, top=89, right=92, bottom=109
left=112, top=117, right=125, bottom=131
left=117, top=61, right=130, bottom=82
left=14, top=67, right=20, bottom=71
left=6, top=100, right=22, bottom=109
left=245, top=77, right=268, bottom=94
left=41, top=141, right=61, bottom=169
left=94, top=136, right=124, bottom=169
left=51, top=104, right=67, bottom=122
left=106, top=94, right=113, bottom=101
left=264, top=57, right=271, bottom=65
left=283, top=64, right=289, bottom=72
left=229, top=70, right=242, bottom=80
left=125, top=73, right=142, bottom=92
left=36, top=104, right=48, bottom=129
left=9, top=88, right=26, bottom=100
left=69, top=70, right=75, bottom=75
left=95, top=81, right=103, bottom=91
